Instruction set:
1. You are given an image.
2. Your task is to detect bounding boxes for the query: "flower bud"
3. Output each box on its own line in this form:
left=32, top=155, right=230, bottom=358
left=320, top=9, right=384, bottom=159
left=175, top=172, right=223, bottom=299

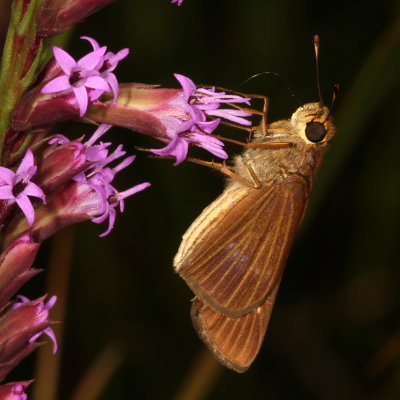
left=35, top=140, right=88, bottom=191
left=0, top=296, right=54, bottom=381
left=0, top=234, right=40, bottom=309
left=11, top=83, right=79, bottom=132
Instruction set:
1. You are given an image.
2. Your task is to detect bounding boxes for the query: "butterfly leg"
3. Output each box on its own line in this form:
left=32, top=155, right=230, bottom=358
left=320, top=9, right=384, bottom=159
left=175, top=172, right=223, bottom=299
left=211, top=135, right=292, bottom=149
left=202, top=85, right=268, bottom=137
left=147, top=153, right=261, bottom=188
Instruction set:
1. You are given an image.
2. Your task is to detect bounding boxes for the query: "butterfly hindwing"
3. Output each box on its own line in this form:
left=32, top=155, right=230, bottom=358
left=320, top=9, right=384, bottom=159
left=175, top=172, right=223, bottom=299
left=175, top=174, right=309, bottom=317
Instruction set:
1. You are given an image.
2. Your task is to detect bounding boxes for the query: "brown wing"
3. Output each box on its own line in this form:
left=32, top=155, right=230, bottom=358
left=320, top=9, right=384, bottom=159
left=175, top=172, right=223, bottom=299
left=174, top=174, right=309, bottom=317
left=191, top=282, right=278, bottom=373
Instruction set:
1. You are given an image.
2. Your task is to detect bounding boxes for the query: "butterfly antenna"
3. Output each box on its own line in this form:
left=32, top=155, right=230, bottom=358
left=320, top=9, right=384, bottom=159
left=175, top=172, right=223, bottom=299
left=239, top=71, right=301, bottom=106
left=314, top=34, right=324, bottom=103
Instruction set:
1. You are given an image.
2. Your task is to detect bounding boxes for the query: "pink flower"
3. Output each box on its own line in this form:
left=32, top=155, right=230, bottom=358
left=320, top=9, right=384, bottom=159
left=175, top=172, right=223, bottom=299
left=151, top=119, right=226, bottom=165
left=0, top=150, right=46, bottom=226
left=171, top=0, right=184, bottom=5
left=150, top=74, right=252, bottom=164
left=175, top=74, right=252, bottom=125
left=81, top=36, right=129, bottom=103
left=43, top=125, right=151, bottom=237
left=74, top=134, right=151, bottom=236
left=41, top=44, right=110, bottom=116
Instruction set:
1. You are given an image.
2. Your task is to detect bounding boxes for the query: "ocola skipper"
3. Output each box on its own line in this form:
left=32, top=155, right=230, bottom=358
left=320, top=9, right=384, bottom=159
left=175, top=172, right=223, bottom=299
left=174, top=37, right=336, bottom=373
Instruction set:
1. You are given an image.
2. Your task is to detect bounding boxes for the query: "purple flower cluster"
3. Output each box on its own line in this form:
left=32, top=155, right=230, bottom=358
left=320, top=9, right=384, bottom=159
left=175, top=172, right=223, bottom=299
left=51, top=124, right=151, bottom=236
left=41, top=37, right=128, bottom=116
left=151, top=74, right=251, bottom=165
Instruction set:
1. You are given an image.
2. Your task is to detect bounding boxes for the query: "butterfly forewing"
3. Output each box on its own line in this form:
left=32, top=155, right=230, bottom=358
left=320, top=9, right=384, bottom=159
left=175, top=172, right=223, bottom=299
left=191, top=283, right=278, bottom=373
left=175, top=174, right=309, bottom=318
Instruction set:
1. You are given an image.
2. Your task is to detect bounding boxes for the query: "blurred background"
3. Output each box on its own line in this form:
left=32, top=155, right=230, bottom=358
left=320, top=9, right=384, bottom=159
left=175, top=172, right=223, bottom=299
left=5, top=0, right=400, bottom=399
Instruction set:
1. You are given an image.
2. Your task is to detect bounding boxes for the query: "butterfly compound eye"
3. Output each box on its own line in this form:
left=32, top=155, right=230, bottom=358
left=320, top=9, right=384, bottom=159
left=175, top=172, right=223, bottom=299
left=305, top=121, right=327, bottom=143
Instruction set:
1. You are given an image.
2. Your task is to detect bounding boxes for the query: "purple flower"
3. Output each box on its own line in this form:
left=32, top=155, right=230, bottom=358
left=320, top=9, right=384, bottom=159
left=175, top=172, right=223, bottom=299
left=171, top=0, right=184, bottom=5
left=150, top=74, right=251, bottom=165
left=0, top=150, right=46, bottom=226
left=151, top=119, right=226, bottom=165
left=48, top=124, right=151, bottom=236
left=41, top=42, right=110, bottom=116
left=91, top=178, right=151, bottom=237
left=81, top=36, right=129, bottom=103
left=12, top=295, right=58, bottom=354
left=175, top=74, right=252, bottom=125
left=78, top=144, right=151, bottom=236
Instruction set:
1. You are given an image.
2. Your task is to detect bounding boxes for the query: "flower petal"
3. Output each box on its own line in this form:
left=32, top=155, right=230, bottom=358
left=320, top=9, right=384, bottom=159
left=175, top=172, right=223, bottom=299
left=98, top=207, right=116, bottom=237
left=72, top=85, right=89, bottom=116
left=53, top=46, right=76, bottom=75
left=85, top=76, right=110, bottom=91
left=0, top=185, right=14, bottom=200
left=106, top=48, right=129, bottom=72
left=78, top=47, right=107, bottom=70
left=81, top=36, right=100, bottom=50
left=174, top=74, right=196, bottom=102
left=16, top=149, right=34, bottom=176
left=41, top=75, right=71, bottom=93
left=206, top=108, right=252, bottom=125
left=151, top=135, right=189, bottom=166
left=24, top=182, right=46, bottom=203
left=104, top=72, right=119, bottom=102
left=117, top=182, right=151, bottom=200
left=15, top=194, right=35, bottom=225
left=0, top=167, right=15, bottom=185
left=86, top=124, right=112, bottom=146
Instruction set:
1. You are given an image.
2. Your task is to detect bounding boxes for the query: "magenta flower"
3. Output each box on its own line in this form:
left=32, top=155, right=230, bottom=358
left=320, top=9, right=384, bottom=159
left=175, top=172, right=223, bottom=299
left=0, top=150, right=46, bottom=226
left=81, top=36, right=129, bottom=103
left=151, top=118, right=226, bottom=165
left=77, top=145, right=151, bottom=236
left=91, top=178, right=151, bottom=237
left=149, top=74, right=251, bottom=165
left=41, top=44, right=110, bottom=116
left=46, top=124, right=151, bottom=236
left=174, top=74, right=252, bottom=125
left=171, top=0, right=184, bottom=5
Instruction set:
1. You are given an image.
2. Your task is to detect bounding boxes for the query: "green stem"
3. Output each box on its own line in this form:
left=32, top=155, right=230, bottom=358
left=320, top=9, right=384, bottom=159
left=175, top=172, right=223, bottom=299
left=0, top=0, right=45, bottom=163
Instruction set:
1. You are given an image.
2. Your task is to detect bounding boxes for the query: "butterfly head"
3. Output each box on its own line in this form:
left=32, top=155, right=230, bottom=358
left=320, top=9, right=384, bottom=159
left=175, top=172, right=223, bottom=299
left=291, top=102, right=335, bottom=145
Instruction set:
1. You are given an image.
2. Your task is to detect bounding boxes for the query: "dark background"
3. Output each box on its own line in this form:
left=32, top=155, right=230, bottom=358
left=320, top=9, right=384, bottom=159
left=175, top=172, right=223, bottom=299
left=7, top=0, right=400, bottom=399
